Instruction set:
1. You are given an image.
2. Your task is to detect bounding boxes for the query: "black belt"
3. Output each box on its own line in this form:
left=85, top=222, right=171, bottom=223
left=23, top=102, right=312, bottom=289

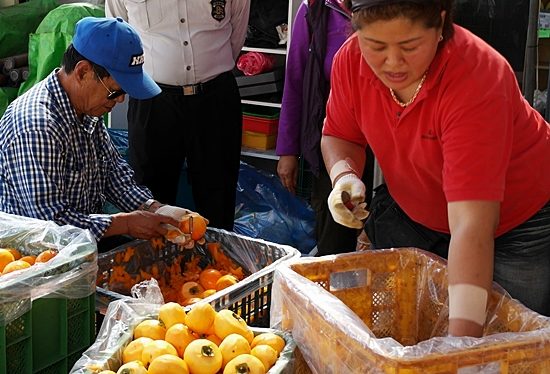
left=157, top=71, right=232, bottom=96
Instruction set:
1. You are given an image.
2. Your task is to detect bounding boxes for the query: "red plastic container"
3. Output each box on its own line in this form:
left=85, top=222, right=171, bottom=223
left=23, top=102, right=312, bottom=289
left=242, top=105, right=280, bottom=135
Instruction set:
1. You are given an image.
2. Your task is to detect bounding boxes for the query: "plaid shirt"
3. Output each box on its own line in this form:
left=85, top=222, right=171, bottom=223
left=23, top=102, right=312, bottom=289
left=0, top=70, right=152, bottom=241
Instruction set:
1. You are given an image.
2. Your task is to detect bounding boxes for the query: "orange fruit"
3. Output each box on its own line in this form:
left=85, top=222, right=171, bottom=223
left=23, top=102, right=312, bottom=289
left=117, top=360, right=148, bottom=374
left=183, top=339, right=222, bottom=374
left=179, top=213, right=207, bottom=240
left=0, top=248, right=15, bottom=273
left=148, top=354, right=189, bottom=374
left=2, top=259, right=31, bottom=275
left=215, top=274, right=238, bottom=292
left=250, top=333, right=286, bottom=355
left=213, top=310, right=253, bottom=343
left=199, top=269, right=223, bottom=290
left=205, top=334, right=223, bottom=346
left=5, top=248, right=21, bottom=260
left=20, top=255, right=36, bottom=266
left=185, top=302, right=217, bottom=335
left=181, top=281, right=205, bottom=300
left=165, top=323, right=197, bottom=358
left=251, top=344, right=278, bottom=371
left=122, top=336, right=154, bottom=364
left=158, top=302, right=186, bottom=330
left=223, top=354, right=266, bottom=374
left=219, top=333, right=251, bottom=369
left=134, top=319, right=166, bottom=340
left=199, top=289, right=217, bottom=299
left=141, top=339, right=178, bottom=368
left=35, top=249, right=57, bottom=263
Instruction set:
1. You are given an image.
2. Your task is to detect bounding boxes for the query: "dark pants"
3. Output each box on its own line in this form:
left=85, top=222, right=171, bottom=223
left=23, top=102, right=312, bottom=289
left=365, top=184, right=550, bottom=316
left=127, top=71, right=242, bottom=230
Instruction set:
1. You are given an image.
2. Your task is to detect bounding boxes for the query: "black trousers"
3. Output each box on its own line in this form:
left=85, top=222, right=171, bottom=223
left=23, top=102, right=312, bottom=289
left=127, top=71, right=242, bottom=230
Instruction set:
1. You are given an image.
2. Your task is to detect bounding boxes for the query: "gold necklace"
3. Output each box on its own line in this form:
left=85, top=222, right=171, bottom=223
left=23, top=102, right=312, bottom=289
left=389, top=69, right=429, bottom=108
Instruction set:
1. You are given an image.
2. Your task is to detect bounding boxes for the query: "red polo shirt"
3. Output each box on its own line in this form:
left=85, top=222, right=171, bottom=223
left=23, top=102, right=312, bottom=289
left=323, top=25, right=550, bottom=236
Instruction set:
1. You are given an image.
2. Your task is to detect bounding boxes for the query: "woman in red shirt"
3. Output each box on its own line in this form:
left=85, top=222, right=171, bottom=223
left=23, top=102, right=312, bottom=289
left=322, top=0, right=550, bottom=338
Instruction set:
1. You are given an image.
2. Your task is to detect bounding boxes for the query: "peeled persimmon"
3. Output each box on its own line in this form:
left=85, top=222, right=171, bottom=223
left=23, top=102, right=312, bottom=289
left=185, top=302, right=217, bottom=335
left=199, top=269, right=223, bottom=290
left=0, top=248, right=15, bottom=273
left=2, top=260, right=31, bottom=275
left=181, top=281, right=205, bottom=300
left=183, top=339, right=223, bottom=374
left=182, top=297, right=203, bottom=307
left=35, top=249, right=57, bottom=263
left=215, top=274, right=238, bottom=292
left=134, top=319, right=167, bottom=341
left=158, top=302, right=186, bottom=330
left=179, top=214, right=207, bottom=240
left=199, top=289, right=217, bottom=299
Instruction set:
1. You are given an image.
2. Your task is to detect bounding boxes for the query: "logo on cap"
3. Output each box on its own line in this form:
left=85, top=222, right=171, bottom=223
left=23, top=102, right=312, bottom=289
left=130, top=54, right=145, bottom=67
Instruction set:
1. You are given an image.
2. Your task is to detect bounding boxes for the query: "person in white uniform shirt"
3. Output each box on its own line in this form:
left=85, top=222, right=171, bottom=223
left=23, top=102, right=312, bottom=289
left=105, top=0, right=250, bottom=231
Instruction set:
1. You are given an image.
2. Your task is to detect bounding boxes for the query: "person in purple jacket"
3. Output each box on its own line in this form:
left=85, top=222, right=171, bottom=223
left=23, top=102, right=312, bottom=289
left=276, top=0, right=368, bottom=255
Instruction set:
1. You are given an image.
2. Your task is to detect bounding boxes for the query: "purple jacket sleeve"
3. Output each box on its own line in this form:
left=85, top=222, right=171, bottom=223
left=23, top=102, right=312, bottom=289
left=276, top=3, right=309, bottom=156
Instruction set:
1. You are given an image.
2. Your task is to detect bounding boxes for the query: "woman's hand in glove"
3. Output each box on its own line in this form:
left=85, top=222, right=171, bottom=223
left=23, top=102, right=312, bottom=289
left=328, top=174, right=370, bottom=229
left=156, top=205, right=209, bottom=248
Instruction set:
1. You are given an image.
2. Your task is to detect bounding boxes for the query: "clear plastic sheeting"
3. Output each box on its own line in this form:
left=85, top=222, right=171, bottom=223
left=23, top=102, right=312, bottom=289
left=0, top=212, right=97, bottom=326
left=70, top=296, right=297, bottom=374
left=271, top=248, right=550, bottom=373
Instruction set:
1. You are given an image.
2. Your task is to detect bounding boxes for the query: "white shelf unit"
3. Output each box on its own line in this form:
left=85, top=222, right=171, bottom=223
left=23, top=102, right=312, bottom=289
left=239, top=0, right=301, bottom=160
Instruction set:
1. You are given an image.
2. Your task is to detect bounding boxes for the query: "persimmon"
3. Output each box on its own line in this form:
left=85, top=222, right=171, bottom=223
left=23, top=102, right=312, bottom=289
left=158, top=302, right=186, bottom=330
left=183, top=339, right=223, bottom=374
left=134, top=319, right=166, bottom=341
left=185, top=302, right=217, bottom=335
left=199, top=268, right=223, bottom=290
left=251, top=333, right=286, bottom=355
left=5, top=248, right=21, bottom=260
left=165, top=323, right=197, bottom=358
left=199, top=289, right=217, bottom=299
left=141, top=339, right=178, bottom=368
left=215, top=274, right=238, bottom=292
left=122, top=336, right=154, bottom=364
left=179, top=213, right=207, bottom=240
left=2, top=259, right=31, bottom=275
left=213, top=310, right=253, bottom=343
left=35, top=249, right=57, bottom=263
left=251, top=344, right=278, bottom=371
left=20, top=255, right=36, bottom=266
left=0, top=248, right=15, bottom=273
left=223, top=354, right=266, bottom=374
left=148, top=354, right=189, bottom=374
left=181, top=281, right=205, bottom=300
left=219, top=333, right=251, bottom=369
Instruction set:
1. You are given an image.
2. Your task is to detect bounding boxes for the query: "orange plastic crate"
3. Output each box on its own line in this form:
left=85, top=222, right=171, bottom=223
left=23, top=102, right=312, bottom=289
left=272, top=248, right=550, bottom=373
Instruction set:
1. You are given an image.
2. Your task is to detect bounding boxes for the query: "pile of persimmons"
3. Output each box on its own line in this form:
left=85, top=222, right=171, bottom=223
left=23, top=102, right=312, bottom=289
left=0, top=247, right=57, bottom=277
left=91, top=301, right=286, bottom=374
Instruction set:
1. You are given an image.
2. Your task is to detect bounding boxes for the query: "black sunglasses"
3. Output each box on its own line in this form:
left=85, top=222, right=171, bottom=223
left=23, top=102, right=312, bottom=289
left=92, top=66, right=126, bottom=100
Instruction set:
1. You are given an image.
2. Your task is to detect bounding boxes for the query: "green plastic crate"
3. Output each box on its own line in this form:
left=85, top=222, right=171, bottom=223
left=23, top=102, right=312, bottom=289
left=0, top=294, right=95, bottom=374
left=0, top=212, right=98, bottom=374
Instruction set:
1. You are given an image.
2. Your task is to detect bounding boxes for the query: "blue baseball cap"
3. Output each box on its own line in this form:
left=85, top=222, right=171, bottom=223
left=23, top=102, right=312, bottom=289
left=72, top=17, right=161, bottom=100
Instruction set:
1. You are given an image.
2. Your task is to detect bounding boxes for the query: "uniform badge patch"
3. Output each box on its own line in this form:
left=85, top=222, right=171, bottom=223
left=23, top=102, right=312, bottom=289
left=211, top=0, right=226, bottom=22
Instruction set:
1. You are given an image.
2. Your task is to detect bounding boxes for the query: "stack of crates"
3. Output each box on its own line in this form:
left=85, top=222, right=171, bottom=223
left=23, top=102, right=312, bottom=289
left=0, top=212, right=97, bottom=374
left=241, top=105, right=280, bottom=150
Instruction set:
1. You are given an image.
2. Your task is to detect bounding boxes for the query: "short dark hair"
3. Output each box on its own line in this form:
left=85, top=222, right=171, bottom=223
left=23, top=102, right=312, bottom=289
left=61, top=44, right=110, bottom=79
left=343, top=0, right=455, bottom=44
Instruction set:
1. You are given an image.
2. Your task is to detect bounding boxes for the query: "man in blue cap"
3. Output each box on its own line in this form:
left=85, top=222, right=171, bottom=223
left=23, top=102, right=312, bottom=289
left=0, top=17, right=204, bottom=251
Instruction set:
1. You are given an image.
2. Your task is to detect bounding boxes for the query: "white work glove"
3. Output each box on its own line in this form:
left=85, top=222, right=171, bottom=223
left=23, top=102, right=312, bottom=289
left=328, top=174, right=370, bottom=229
left=156, top=205, right=209, bottom=248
